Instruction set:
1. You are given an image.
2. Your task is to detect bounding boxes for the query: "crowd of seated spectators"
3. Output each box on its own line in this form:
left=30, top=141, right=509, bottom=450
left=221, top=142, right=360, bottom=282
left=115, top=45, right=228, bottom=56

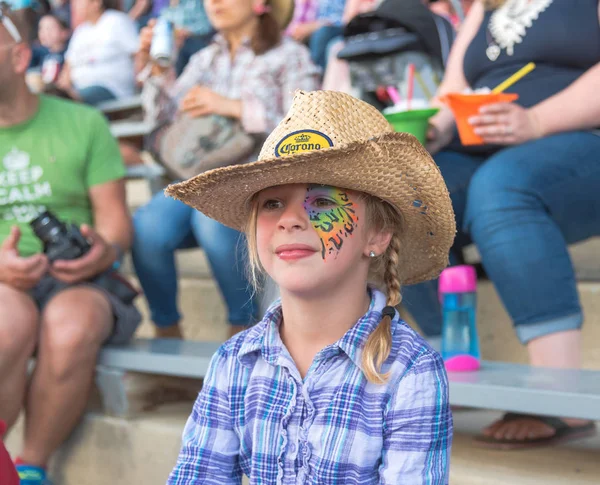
left=2, top=0, right=600, bottom=482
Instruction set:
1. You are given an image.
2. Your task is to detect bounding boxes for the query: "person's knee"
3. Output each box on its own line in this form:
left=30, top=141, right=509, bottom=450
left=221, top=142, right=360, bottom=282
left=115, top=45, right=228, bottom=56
left=133, top=205, right=178, bottom=253
left=40, top=287, right=112, bottom=378
left=463, top=160, right=540, bottom=235
left=0, top=285, right=39, bottom=361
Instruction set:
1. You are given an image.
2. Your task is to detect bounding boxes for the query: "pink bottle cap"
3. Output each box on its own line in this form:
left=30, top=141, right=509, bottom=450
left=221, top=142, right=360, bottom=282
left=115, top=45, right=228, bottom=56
left=438, top=265, right=477, bottom=298
left=444, top=354, right=481, bottom=372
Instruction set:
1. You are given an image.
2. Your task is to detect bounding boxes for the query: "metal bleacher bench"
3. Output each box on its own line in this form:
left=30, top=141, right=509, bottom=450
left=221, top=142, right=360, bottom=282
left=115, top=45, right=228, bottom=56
left=96, top=339, right=220, bottom=416
left=109, top=119, right=154, bottom=139
left=96, top=338, right=600, bottom=421
left=97, top=95, right=142, bottom=116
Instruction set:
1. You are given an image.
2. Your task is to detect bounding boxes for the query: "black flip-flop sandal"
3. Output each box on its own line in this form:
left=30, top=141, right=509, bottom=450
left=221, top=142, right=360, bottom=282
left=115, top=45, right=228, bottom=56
left=475, top=412, right=597, bottom=450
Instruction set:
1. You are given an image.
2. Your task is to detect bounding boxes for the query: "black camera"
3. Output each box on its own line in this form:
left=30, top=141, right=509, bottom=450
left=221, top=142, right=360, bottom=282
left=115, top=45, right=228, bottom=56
left=30, top=211, right=92, bottom=262
left=30, top=210, right=139, bottom=305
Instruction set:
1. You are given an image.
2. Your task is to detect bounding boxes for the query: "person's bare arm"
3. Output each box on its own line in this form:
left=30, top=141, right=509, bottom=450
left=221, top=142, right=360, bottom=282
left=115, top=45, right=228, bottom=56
left=129, top=0, right=151, bottom=20
left=426, top=1, right=484, bottom=152
left=528, top=6, right=600, bottom=136
left=342, top=0, right=371, bottom=24
left=434, top=0, right=484, bottom=100
left=89, top=179, right=132, bottom=252
left=56, top=61, right=71, bottom=90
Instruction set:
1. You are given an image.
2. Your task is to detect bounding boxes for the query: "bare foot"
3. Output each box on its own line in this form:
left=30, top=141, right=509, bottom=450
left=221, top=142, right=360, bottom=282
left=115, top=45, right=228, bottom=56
left=483, top=415, right=593, bottom=442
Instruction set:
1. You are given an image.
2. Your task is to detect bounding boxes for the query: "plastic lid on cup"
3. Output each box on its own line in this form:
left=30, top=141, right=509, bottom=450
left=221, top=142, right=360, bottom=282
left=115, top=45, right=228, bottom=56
left=439, top=265, right=477, bottom=296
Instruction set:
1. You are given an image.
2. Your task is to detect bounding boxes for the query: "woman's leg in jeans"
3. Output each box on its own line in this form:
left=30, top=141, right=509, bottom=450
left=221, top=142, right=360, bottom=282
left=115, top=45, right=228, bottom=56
left=132, top=192, right=197, bottom=337
left=190, top=211, right=257, bottom=338
left=76, top=85, right=117, bottom=106
left=464, top=132, right=600, bottom=438
left=309, top=26, right=345, bottom=70
left=401, top=149, right=484, bottom=342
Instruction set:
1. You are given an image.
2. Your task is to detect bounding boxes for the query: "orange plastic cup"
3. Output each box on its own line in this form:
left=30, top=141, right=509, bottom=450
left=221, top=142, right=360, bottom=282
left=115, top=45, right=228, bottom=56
left=441, top=93, right=519, bottom=145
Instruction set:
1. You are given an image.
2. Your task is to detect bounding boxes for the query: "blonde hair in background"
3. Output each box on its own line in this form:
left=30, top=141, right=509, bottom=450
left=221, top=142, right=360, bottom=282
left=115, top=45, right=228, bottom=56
left=245, top=191, right=404, bottom=385
left=482, top=0, right=508, bottom=9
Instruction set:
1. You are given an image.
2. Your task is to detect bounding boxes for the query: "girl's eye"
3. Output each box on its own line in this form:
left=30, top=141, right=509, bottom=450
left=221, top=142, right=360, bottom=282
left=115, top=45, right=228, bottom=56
left=262, top=199, right=283, bottom=210
left=313, top=197, right=336, bottom=208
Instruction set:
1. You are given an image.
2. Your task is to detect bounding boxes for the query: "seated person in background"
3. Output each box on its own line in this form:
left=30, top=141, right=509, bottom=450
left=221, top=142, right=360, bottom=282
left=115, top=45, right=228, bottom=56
left=160, top=0, right=215, bottom=76
left=127, top=0, right=153, bottom=30
left=321, top=0, right=379, bottom=93
left=287, top=0, right=347, bottom=70
left=132, top=0, right=319, bottom=339
left=37, top=13, right=69, bottom=85
left=166, top=89, right=453, bottom=484
left=403, top=0, right=600, bottom=449
left=55, top=0, right=139, bottom=106
left=0, top=8, right=141, bottom=485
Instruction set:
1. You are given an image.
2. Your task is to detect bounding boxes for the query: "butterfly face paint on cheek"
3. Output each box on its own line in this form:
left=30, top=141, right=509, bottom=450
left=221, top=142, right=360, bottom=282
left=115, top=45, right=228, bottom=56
left=303, top=185, right=359, bottom=260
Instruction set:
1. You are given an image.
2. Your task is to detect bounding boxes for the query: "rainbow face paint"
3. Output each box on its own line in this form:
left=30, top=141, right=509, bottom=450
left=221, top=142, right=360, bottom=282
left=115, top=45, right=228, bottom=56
left=303, top=185, right=358, bottom=260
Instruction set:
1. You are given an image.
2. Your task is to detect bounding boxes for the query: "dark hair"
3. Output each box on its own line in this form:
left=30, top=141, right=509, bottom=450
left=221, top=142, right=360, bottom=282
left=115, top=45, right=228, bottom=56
left=251, top=10, right=281, bottom=55
left=41, top=13, right=69, bottom=30
left=100, top=0, right=121, bottom=11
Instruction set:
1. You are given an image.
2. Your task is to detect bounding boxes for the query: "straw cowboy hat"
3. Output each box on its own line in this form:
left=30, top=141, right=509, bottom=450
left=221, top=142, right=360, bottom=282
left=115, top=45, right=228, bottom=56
left=268, top=0, right=295, bottom=29
left=166, top=90, right=456, bottom=285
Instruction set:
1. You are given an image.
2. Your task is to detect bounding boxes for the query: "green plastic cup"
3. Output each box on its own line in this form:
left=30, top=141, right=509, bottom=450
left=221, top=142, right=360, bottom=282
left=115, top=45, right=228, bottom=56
left=383, top=108, right=439, bottom=144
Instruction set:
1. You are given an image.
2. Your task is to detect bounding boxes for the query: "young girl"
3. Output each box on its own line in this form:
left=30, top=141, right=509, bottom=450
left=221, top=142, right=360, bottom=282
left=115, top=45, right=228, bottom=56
left=166, top=90, right=455, bottom=484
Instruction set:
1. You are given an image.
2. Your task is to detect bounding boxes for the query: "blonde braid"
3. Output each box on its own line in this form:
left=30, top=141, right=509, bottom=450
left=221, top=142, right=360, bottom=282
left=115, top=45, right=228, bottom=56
left=361, top=233, right=402, bottom=384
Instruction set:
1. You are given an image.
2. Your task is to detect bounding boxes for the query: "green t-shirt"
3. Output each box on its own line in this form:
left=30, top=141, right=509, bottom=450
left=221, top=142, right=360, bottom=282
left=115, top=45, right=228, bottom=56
left=0, top=95, right=126, bottom=257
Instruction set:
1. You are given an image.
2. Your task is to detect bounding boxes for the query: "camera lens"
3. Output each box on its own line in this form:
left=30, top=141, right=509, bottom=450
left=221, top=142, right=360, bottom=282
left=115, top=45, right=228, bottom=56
left=30, top=211, right=65, bottom=245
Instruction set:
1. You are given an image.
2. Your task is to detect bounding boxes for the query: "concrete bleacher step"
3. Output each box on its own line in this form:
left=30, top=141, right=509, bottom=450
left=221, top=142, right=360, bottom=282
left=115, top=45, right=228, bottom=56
left=133, top=276, right=600, bottom=369
left=6, top=404, right=600, bottom=485
left=130, top=276, right=230, bottom=343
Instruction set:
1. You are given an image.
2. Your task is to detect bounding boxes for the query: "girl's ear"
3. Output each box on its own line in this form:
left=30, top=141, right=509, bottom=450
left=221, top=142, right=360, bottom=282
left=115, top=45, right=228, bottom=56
left=366, top=229, right=393, bottom=258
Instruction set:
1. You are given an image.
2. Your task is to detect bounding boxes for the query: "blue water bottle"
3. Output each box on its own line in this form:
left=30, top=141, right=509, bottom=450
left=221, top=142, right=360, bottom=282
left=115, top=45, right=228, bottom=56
left=439, top=265, right=481, bottom=372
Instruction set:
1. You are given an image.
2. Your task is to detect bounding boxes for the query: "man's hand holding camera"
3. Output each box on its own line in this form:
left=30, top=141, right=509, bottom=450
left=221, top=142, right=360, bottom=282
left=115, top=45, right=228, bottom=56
left=0, top=227, right=49, bottom=290
left=50, top=225, right=117, bottom=284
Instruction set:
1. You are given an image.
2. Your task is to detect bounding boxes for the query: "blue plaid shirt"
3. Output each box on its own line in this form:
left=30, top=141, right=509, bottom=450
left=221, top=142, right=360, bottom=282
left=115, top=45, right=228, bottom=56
left=168, top=289, right=452, bottom=484
left=316, top=0, right=346, bottom=26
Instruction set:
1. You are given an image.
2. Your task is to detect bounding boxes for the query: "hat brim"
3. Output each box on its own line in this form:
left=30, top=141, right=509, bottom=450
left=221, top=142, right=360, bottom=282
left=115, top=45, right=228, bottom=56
left=166, top=132, right=456, bottom=285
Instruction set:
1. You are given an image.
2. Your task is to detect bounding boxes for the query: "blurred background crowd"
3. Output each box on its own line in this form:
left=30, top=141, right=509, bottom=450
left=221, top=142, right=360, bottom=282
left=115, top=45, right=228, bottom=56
left=1, top=0, right=599, bottom=482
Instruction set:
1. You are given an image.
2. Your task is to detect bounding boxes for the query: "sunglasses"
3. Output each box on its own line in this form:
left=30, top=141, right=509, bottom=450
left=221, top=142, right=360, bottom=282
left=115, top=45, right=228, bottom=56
left=0, top=3, right=23, bottom=43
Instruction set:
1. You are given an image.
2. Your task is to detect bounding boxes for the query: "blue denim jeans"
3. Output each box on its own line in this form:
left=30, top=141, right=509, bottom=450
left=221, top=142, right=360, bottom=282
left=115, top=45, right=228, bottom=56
left=309, top=25, right=344, bottom=71
left=132, top=192, right=257, bottom=328
left=77, top=85, right=117, bottom=106
left=402, top=131, right=600, bottom=343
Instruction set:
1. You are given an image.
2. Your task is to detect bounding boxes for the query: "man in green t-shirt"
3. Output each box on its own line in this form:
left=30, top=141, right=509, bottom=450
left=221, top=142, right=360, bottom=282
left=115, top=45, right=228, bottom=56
left=0, top=9, right=141, bottom=484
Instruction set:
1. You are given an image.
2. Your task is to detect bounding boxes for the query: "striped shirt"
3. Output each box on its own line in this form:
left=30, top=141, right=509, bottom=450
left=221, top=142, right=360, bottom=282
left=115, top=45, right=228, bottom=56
left=286, top=0, right=319, bottom=34
left=148, top=35, right=319, bottom=138
left=168, top=288, right=452, bottom=484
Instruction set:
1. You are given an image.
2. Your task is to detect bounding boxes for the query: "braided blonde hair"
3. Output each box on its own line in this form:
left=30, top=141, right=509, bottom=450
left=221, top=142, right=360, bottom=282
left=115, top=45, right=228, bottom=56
left=359, top=198, right=403, bottom=384
left=245, top=191, right=403, bottom=384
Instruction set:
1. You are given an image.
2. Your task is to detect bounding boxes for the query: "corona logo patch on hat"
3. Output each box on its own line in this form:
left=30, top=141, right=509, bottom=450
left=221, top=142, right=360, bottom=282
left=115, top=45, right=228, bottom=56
left=274, top=130, right=334, bottom=157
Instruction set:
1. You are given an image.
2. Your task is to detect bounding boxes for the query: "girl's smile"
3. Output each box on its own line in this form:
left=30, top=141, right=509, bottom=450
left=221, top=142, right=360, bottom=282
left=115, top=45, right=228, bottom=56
left=275, top=243, right=319, bottom=261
